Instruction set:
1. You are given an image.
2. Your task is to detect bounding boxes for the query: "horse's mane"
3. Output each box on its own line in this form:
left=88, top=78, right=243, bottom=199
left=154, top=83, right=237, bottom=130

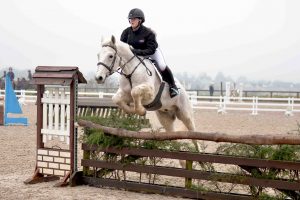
left=101, top=35, right=132, bottom=57
left=116, top=40, right=132, bottom=56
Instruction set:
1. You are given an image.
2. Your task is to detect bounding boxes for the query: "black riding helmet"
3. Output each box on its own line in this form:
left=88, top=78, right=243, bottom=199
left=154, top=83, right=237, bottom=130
left=128, top=8, right=145, bottom=23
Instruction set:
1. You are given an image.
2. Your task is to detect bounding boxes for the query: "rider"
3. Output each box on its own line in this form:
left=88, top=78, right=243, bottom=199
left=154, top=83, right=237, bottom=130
left=120, top=8, right=179, bottom=98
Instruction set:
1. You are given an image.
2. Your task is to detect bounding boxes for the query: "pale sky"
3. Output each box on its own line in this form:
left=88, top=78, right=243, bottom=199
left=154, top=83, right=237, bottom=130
left=0, top=0, right=300, bottom=82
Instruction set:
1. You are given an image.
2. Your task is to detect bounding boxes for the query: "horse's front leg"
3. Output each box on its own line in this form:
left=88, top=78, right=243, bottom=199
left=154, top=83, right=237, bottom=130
left=112, top=90, right=135, bottom=114
left=131, top=84, right=154, bottom=116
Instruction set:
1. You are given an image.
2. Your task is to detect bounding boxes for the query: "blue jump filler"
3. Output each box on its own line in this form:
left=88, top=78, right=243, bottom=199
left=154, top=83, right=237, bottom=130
left=4, top=75, right=28, bottom=126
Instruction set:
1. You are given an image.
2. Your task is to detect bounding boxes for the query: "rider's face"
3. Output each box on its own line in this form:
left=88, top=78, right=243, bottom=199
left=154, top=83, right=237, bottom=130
left=129, top=18, right=140, bottom=29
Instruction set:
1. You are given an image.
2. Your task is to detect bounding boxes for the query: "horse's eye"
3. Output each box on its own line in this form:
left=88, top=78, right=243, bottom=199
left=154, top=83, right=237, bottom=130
left=109, top=55, right=113, bottom=59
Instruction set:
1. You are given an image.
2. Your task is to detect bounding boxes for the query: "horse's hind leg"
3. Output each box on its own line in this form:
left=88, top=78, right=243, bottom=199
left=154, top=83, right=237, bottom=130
left=176, top=108, right=199, bottom=152
left=156, top=110, right=189, bottom=171
left=155, top=110, right=176, bottom=132
left=175, top=109, right=195, bottom=131
left=176, top=108, right=199, bottom=181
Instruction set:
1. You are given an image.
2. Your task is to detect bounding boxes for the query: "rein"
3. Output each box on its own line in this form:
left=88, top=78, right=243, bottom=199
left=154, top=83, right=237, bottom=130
left=118, top=56, right=152, bottom=88
left=97, top=44, right=152, bottom=88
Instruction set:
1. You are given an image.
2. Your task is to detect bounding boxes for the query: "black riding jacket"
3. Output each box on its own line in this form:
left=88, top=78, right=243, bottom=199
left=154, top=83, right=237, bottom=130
left=120, top=25, right=158, bottom=56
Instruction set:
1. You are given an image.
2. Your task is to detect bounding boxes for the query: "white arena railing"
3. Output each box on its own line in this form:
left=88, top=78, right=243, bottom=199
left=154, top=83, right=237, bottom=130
left=1, top=89, right=299, bottom=116
left=189, top=95, right=300, bottom=116
left=0, top=89, right=37, bottom=103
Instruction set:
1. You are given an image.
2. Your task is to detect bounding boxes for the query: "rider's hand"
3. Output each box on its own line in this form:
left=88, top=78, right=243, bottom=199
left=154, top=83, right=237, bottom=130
left=129, top=45, right=135, bottom=52
left=131, top=48, right=142, bottom=55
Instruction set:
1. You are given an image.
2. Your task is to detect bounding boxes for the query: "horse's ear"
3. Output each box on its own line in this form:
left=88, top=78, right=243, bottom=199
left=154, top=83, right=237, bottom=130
left=111, top=35, right=116, bottom=44
left=101, top=36, right=104, bottom=43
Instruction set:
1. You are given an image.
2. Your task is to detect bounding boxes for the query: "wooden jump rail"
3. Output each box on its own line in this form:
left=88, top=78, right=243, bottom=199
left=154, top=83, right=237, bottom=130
left=72, top=120, right=300, bottom=199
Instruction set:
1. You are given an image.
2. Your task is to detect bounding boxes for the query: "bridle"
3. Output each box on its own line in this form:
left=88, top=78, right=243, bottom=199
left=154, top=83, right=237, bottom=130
left=97, top=44, right=152, bottom=87
left=97, top=44, right=119, bottom=75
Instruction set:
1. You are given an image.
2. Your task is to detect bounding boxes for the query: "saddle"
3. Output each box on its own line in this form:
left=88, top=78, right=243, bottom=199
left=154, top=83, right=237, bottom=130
left=149, top=59, right=179, bottom=89
left=147, top=58, right=163, bottom=82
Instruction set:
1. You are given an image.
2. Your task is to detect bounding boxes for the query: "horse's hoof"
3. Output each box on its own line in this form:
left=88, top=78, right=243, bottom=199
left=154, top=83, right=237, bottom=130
left=137, top=110, right=146, bottom=116
left=140, top=111, right=146, bottom=116
left=179, top=160, right=186, bottom=168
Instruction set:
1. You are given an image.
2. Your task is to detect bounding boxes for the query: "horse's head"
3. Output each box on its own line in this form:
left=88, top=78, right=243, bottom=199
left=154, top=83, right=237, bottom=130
left=95, top=35, right=120, bottom=84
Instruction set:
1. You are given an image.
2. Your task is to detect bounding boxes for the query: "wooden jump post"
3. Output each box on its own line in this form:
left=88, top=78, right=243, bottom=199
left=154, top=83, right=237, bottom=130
left=24, top=66, right=86, bottom=186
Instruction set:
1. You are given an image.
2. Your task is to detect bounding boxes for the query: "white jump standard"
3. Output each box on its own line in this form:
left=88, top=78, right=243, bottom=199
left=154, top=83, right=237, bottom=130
left=24, top=66, right=86, bottom=186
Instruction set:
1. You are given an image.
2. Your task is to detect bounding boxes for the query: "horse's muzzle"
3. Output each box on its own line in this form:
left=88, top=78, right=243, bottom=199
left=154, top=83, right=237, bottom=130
left=95, top=75, right=105, bottom=84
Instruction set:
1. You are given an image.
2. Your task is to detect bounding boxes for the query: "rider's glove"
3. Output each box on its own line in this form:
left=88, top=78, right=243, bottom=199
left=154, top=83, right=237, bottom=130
left=131, top=48, right=142, bottom=55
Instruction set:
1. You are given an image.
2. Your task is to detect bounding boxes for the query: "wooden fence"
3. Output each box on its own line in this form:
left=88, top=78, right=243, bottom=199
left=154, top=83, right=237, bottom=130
left=72, top=119, right=300, bottom=200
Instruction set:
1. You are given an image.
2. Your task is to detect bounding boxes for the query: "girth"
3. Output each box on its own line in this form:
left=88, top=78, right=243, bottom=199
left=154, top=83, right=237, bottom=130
left=143, top=82, right=165, bottom=111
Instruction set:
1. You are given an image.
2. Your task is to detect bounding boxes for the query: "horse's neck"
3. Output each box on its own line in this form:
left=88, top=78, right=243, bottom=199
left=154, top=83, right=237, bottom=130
left=117, top=43, right=146, bottom=75
left=121, top=57, right=142, bottom=75
left=117, top=42, right=161, bottom=87
left=119, top=57, right=159, bottom=86
left=120, top=58, right=154, bottom=79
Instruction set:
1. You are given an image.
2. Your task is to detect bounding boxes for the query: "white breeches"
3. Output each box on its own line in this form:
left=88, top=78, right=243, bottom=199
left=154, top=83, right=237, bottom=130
left=149, top=47, right=167, bottom=71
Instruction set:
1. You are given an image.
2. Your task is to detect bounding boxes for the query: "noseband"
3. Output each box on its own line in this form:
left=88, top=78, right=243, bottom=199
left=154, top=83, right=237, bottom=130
left=97, top=45, right=118, bottom=75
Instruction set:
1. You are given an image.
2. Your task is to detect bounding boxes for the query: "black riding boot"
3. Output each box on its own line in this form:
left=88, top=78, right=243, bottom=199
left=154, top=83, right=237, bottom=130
left=161, top=66, right=179, bottom=98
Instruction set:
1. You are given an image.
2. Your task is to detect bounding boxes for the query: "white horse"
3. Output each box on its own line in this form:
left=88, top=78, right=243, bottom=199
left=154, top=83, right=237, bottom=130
left=96, top=35, right=195, bottom=134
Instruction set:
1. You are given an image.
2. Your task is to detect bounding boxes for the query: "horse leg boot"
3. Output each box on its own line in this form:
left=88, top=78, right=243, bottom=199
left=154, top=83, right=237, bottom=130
left=161, top=66, right=179, bottom=98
